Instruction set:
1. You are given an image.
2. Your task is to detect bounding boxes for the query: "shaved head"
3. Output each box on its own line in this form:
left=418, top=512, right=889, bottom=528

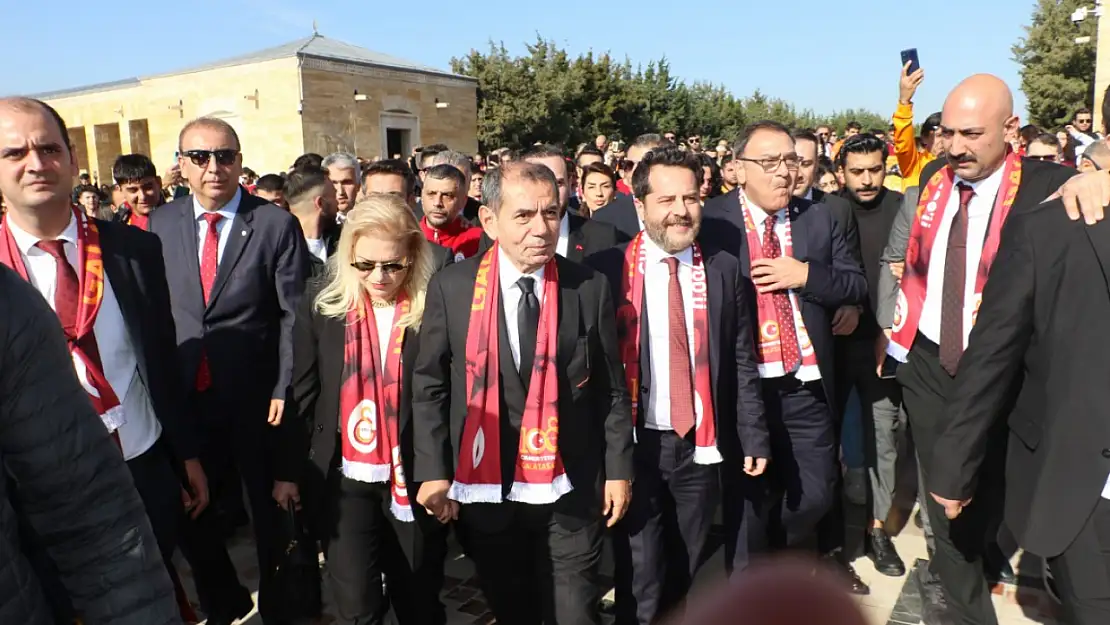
left=940, top=74, right=1019, bottom=181
left=1082, top=140, right=1110, bottom=172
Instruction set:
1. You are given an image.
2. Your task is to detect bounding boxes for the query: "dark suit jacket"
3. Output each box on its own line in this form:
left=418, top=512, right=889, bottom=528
left=149, top=189, right=307, bottom=409
left=411, top=255, right=634, bottom=531
left=477, top=213, right=620, bottom=263
left=702, top=196, right=868, bottom=400
left=591, top=194, right=638, bottom=241
left=588, top=241, right=769, bottom=460
left=96, top=220, right=198, bottom=463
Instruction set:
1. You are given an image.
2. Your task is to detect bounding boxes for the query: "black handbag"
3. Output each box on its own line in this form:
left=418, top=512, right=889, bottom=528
left=269, top=505, right=323, bottom=619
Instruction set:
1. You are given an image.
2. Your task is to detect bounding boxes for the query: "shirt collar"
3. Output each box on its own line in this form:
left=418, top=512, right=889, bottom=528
left=7, top=210, right=79, bottom=256
left=740, top=189, right=788, bottom=224
left=954, top=161, right=1006, bottom=201
left=498, top=246, right=546, bottom=290
left=192, top=187, right=242, bottom=222
left=802, top=187, right=814, bottom=202
left=641, top=232, right=695, bottom=267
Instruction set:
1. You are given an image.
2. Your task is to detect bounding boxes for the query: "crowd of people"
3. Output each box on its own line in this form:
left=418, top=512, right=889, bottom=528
left=5, top=60, right=1110, bottom=625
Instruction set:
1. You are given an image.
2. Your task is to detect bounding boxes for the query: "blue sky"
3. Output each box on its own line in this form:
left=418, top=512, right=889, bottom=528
left=3, top=0, right=1043, bottom=125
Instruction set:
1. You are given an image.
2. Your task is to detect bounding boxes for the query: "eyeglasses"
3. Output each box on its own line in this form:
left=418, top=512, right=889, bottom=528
left=738, top=154, right=801, bottom=172
left=182, top=149, right=239, bottom=167
left=351, top=260, right=410, bottom=274
left=1025, top=154, right=1058, bottom=162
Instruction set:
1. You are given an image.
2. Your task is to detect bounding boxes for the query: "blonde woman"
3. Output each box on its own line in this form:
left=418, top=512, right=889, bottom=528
left=277, top=193, right=451, bottom=624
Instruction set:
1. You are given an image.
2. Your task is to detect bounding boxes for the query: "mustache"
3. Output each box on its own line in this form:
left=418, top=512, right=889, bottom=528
left=948, top=153, right=976, bottom=164
left=664, top=216, right=694, bottom=227
left=855, top=186, right=879, bottom=193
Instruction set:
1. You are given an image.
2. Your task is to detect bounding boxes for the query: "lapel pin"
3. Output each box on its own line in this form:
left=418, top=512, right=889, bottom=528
left=241, top=230, right=247, bottom=236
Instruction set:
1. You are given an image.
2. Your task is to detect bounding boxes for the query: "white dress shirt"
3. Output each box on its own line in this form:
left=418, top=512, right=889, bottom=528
left=498, top=247, right=547, bottom=370
left=641, top=236, right=696, bottom=431
left=193, top=187, right=243, bottom=265
left=747, top=196, right=821, bottom=382
left=372, top=304, right=394, bottom=370
left=305, top=237, right=328, bottom=263
left=917, top=166, right=1005, bottom=346
left=8, top=215, right=162, bottom=461
left=556, top=213, right=570, bottom=257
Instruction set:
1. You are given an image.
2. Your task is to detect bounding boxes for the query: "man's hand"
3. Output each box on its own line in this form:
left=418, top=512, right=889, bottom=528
left=931, top=493, right=971, bottom=520
left=268, top=398, right=285, bottom=426
left=831, top=305, right=861, bottom=336
left=875, top=329, right=891, bottom=377
left=417, top=480, right=458, bottom=524
left=889, top=261, right=904, bottom=281
left=751, top=257, right=809, bottom=293
left=1059, top=171, right=1110, bottom=225
left=743, top=456, right=768, bottom=477
left=602, top=479, right=631, bottom=527
left=181, top=458, right=210, bottom=520
left=272, top=480, right=300, bottom=511
left=899, top=61, right=924, bottom=104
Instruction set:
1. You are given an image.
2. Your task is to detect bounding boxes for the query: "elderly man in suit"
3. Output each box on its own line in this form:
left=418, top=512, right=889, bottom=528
left=411, top=161, right=634, bottom=625
left=150, top=117, right=307, bottom=625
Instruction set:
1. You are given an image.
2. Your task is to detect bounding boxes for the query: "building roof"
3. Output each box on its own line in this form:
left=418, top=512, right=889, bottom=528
left=29, top=34, right=474, bottom=100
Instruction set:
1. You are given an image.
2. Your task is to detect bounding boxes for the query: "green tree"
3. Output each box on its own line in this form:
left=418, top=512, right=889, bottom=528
left=1013, top=0, right=1098, bottom=129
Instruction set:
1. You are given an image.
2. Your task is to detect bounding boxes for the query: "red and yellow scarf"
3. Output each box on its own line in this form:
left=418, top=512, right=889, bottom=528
left=616, top=233, right=721, bottom=464
left=888, top=151, right=1022, bottom=362
left=0, top=209, right=125, bottom=446
left=449, top=245, right=571, bottom=504
left=338, top=293, right=412, bottom=521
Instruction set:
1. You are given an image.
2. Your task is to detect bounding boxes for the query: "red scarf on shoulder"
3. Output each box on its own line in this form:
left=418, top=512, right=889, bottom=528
left=338, top=294, right=412, bottom=521
left=449, top=245, right=570, bottom=504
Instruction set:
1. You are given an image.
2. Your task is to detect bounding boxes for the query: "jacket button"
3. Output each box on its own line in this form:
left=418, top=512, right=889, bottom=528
left=316, top=424, right=324, bottom=433
left=308, top=450, right=315, bottom=460
left=1103, top=449, right=1110, bottom=459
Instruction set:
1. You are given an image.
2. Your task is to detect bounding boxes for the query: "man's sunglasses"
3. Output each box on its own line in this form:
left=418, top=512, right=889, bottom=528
left=350, top=260, right=410, bottom=274
left=1025, top=154, right=1058, bottom=162
left=182, top=149, right=239, bottom=167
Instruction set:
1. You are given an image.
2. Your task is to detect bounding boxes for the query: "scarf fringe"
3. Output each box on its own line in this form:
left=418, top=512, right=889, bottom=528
left=508, top=473, right=573, bottom=505
left=100, top=404, right=127, bottom=433
left=390, top=501, right=414, bottom=523
left=694, top=445, right=723, bottom=466
left=448, top=482, right=504, bottom=504
left=340, top=460, right=392, bottom=484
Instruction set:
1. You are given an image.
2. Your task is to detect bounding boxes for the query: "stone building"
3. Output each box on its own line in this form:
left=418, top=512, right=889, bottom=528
left=30, top=34, right=478, bottom=182
left=1095, top=8, right=1110, bottom=131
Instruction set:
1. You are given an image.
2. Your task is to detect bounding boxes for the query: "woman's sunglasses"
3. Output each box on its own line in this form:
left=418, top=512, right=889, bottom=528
left=351, top=260, right=410, bottom=274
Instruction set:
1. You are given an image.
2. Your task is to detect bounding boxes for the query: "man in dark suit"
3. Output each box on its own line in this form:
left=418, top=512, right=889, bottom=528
left=593, top=134, right=668, bottom=240
left=0, top=97, right=207, bottom=620
left=589, top=147, right=769, bottom=624
left=412, top=162, right=634, bottom=625
left=929, top=194, right=1110, bottom=625
left=714, top=121, right=867, bottom=575
left=477, top=144, right=620, bottom=262
left=879, top=75, right=1076, bottom=625
left=150, top=116, right=307, bottom=625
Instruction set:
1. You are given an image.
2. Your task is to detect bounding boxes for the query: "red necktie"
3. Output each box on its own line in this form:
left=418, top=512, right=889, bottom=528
left=939, top=183, right=975, bottom=375
left=35, top=240, right=78, bottom=340
left=664, top=257, right=695, bottom=439
left=762, top=215, right=802, bottom=372
left=195, top=213, right=223, bottom=391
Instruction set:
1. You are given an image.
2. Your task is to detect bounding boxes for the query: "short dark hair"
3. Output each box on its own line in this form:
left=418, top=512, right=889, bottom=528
left=178, top=117, right=240, bottom=153
left=283, top=166, right=329, bottom=205
left=868, top=128, right=885, bottom=135
left=921, top=112, right=942, bottom=136
left=575, top=145, right=605, bottom=166
left=580, top=161, right=617, bottom=185
left=517, top=143, right=565, bottom=161
left=112, top=154, right=157, bottom=185
left=1020, top=124, right=1042, bottom=146
left=845, top=121, right=862, bottom=132
left=631, top=146, right=702, bottom=200
left=419, top=144, right=449, bottom=167
left=424, top=163, right=466, bottom=188
left=1, top=98, right=72, bottom=150
left=481, top=162, right=558, bottom=213
left=836, top=133, right=889, bottom=168
left=255, top=174, right=285, bottom=194
left=75, top=184, right=100, bottom=197
left=631, top=133, right=666, bottom=151
left=734, top=120, right=793, bottom=157
left=1031, top=132, right=1061, bottom=149
left=1075, top=107, right=1092, bottom=118
left=792, top=130, right=820, bottom=149
left=363, top=159, right=416, bottom=196
left=292, top=153, right=324, bottom=171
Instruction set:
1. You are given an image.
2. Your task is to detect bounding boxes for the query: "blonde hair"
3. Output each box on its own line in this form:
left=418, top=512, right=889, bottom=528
left=314, top=194, right=433, bottom=330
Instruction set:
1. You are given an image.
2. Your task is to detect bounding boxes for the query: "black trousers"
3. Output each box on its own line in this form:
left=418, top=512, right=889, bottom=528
left=727, top=378, right=836, bottom=572
left=460, top=503, right=603, bottom=625
left=613, top=429, right=718, bottom=625
left=128, top=437, right=185, bottom=574
left=177, top=392, right=278, bottom=623
left=1050, top=498, right=1110, bottom=625
left=320, top=476, right=448, bottom=625
left=899, top=335, right=1001, bottom=625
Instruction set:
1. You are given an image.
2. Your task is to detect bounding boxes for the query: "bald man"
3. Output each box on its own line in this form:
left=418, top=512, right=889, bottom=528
left=876, top=75, right=1075, bottom=625
left=1079, top=140, right=1110, bottom=172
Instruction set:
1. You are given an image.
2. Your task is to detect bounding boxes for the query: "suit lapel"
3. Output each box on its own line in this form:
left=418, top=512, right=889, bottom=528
left=98, top=227, right=149, bottom=377
left=704, top=252, right=723, bottom=401
left=566, top=215, right=586, bottom=262
left=557, top=259, right=579, bottom=371
left=176, top=202, right=204, bottom=311
left=1085, top=218, right=1110, bottom=295
left=208, top=200, right=255, bottom=309
left=788, top=201, right=808, bottom=261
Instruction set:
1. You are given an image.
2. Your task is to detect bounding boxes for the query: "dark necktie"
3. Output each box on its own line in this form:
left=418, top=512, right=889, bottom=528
left=664, top=257, right=695, bottom=438
left=762, top=215, right=802, bottom=372
left=35, top=240, right=78, bottom=341
left=516, top=276, right=540, bottom=389
left=196, top=213, right=223, bottom=391
left=939, top=183, right=975, bottom=376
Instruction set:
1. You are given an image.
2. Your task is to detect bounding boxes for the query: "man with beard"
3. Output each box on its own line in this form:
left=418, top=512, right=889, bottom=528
left=589, top=147, right=768, bottom=624
left=112, top=154, right=166, bottom=230
left=419, top=164, right=482, bottom=260
left=879, top=75, right=1076, bottom=625
left=829, top=134, right=906, bottom=578
left=283, top=166, right=338, bottom=274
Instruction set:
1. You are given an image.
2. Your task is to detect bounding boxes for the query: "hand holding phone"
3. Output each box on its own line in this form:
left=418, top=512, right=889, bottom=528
left=899, top=49, right=924, bottom=104
left=900, top=48, right=920, bottom=74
